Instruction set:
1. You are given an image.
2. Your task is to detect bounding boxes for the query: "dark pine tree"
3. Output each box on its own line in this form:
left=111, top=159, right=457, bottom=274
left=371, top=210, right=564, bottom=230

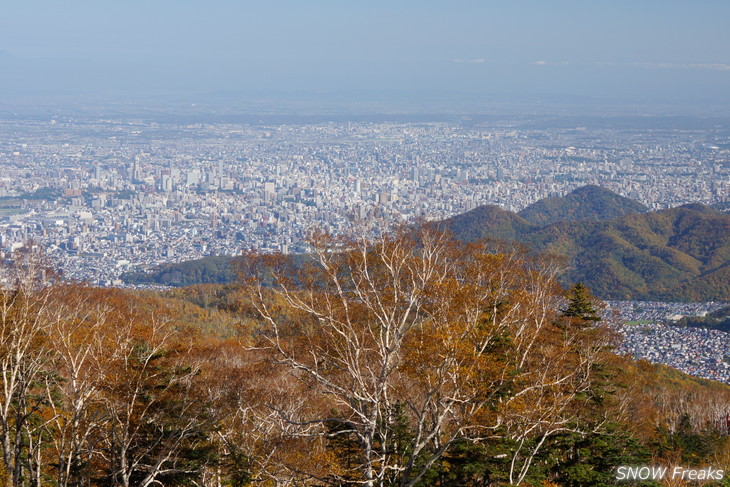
left=561, top=283, right=602, bottom=326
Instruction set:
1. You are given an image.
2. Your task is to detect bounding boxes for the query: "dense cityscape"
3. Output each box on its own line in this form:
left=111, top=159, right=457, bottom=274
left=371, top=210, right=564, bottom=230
left=1, top=1, right=728, bottom=483
left=610, top=301, right=730, bottom=384
left=1, top=115, right=729, bottom=384
left=0, top=117, right=727, bottom=285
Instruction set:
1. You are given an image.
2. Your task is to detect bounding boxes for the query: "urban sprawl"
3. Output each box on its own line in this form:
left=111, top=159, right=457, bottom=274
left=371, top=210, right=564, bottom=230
left=0, top=117, right=728, bottom=383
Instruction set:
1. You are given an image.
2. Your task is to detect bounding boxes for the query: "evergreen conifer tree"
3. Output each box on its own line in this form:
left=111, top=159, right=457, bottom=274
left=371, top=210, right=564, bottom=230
left=561, top=283, right=601, bottom=325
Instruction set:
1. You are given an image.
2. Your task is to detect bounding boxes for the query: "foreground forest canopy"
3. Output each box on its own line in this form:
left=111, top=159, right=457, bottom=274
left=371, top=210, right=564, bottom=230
left=123, top=186, right=730, bottom=302
left=2, top=235, right=730, bottom=486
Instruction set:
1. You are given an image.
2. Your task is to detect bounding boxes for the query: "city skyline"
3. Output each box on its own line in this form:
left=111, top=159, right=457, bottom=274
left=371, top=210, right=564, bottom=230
left=0, top=116, right=726, bottom=285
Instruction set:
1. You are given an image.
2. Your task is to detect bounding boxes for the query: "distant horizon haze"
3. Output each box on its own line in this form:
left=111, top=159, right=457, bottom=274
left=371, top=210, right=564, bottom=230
left=1, top=1, right=729, bottom=113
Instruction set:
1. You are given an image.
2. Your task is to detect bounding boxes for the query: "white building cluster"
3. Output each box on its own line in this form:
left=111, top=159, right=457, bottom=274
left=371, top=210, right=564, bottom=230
left=611, top=301, right=730, bottom=384
left=0, top=118, right=727, bottom=284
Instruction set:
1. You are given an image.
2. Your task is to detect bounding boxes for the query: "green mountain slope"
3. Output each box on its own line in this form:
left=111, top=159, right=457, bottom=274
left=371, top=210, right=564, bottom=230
left=122, top=187, right=730, bottom=301
left=437, top=194, right=730, bottom=301
left=435, top=204, right=534, bottom=242
left=121, top=256, right=237, bottom=286
left=517, top=185, right=648, bottom=225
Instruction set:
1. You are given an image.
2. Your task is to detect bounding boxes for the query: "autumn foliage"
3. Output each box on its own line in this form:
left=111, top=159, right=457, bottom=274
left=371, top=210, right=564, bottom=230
left=0, top=236, right=726, bottom=486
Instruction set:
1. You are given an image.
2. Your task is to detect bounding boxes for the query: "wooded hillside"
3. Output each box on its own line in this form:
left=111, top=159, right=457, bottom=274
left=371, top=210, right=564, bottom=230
left=1, top=237, right=727, bottom=486
left=123, top=186, right=730, bottom=302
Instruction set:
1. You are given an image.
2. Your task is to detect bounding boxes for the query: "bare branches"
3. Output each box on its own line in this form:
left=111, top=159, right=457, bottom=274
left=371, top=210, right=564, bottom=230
left=237, top=227, right=600, bottom=487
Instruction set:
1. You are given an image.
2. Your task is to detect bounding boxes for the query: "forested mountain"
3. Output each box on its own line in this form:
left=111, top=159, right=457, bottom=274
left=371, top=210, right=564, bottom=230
left=123, top=186, right=730, bottom=301
left=517, top=185, right=648, bottom=225
left=437, top=191, right=730, bottom=301
left=5, top=236, right=730, bottom=486
left=430, top=204, right=534, bottom=242
left=122, top=255, right=236, bottom=286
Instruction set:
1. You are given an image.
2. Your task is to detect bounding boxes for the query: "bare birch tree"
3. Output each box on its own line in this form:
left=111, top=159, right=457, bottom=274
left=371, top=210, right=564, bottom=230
left=43, top=286, right=114, bottom=487
left=98, top=302, right=212, bottom=487
left=0, top=245, right=56, bottom=486
left=241, top=228, right=589, bottom=487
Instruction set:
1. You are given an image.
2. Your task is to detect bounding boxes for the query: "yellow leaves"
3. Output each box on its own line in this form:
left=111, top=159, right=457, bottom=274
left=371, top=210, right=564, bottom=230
left=233, top=227, right=613, bottom=485
left=0, top=464, right=9, bottom=487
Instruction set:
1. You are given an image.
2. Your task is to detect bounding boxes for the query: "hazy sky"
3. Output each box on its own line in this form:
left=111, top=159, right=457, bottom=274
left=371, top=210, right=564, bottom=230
left=1, top=0, right=729, bottom=107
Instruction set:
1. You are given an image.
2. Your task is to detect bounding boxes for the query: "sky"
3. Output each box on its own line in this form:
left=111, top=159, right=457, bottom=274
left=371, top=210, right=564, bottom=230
left=1, top=0, right=729, bottom=109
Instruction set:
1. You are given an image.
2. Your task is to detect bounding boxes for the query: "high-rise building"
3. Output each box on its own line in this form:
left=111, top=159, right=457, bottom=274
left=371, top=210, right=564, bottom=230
left=264, top=182, right=276, bottom=202
left=132, top=155, right=142, bottom=182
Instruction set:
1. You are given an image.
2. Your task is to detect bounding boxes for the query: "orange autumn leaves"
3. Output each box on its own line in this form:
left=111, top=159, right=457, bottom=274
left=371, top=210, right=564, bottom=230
left=239, top=229, right=615, bottom=486
left=0, top=232, right=716, bottom=487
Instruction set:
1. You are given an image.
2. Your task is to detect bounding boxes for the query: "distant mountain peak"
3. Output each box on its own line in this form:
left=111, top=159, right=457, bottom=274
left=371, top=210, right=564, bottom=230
left=437, top=194, right=729, bottom=301
left=432, top=204, right=532, bottom=243
left=517, top=185, right=647, bottom=226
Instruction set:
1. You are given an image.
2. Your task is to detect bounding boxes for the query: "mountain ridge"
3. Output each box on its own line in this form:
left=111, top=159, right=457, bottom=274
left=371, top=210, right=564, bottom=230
left=517, top=185, right=648, bottom=225
left=437, top=188, right=729, bottom=300
left=123, top=186, right=730, bottom=301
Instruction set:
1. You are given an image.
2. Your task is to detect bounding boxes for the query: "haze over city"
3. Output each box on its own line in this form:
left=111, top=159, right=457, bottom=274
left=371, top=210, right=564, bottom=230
left=0, top=2, right=730, bottom=485
left=1, top=0, right=730, bottom=112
